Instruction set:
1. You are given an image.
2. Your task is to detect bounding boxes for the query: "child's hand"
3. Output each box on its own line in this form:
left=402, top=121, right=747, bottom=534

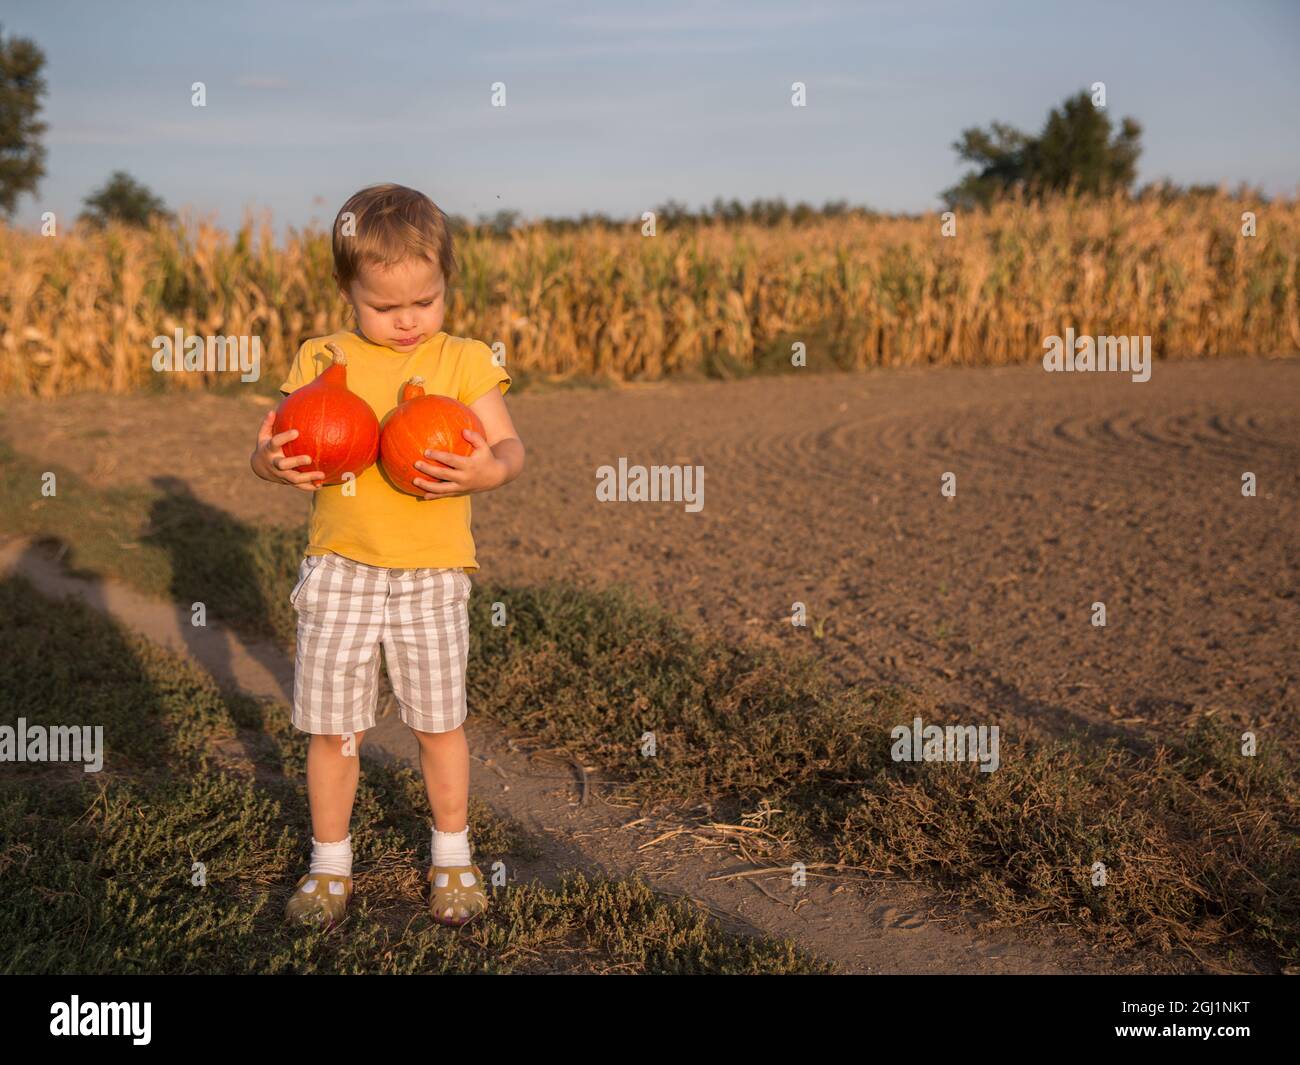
left=412, top=429, right=505, bottom=499
left=249, top=410, right=326, bottom=491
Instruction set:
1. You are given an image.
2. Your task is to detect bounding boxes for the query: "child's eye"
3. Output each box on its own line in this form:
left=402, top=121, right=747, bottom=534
left=417, top=300, right=434, bottom=306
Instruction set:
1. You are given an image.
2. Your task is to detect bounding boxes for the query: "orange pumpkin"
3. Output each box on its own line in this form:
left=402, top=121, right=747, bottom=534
left=379, top=377, right=485, bottom=496
left=274, top=342, right=379, bottom=485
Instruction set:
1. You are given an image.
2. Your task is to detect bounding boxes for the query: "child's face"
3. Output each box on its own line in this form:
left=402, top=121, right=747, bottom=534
left=342, top=257, right=446, bottom=352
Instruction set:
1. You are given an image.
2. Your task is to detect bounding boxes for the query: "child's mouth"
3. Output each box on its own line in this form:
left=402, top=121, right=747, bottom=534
left=394, top=335, right=421, bottom=346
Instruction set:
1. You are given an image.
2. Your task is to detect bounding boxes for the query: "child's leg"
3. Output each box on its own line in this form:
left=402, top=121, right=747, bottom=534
left=291, top=552, right=388, bottom=835
left=285, top=729, right=369, bottom=925
left=413, top=724, right=486, bottom=923
left=410, top=725, right=468, bottom=833
left=382, top=565, right=472, bottom=833
left=382, top=566, right=487, bottom=923
left=306, top=729, right=368, bottom=842
left=285, top=555, right=387, bottom=925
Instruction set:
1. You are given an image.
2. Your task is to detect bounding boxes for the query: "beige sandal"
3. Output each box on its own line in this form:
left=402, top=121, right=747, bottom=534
left=284, top=872, right=353, bottom=930
left=427, top=864, right=488, bottom=926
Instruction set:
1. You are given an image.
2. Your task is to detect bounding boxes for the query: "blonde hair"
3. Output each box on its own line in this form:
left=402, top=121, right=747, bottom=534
left=331, top=183, right=457, bottom=296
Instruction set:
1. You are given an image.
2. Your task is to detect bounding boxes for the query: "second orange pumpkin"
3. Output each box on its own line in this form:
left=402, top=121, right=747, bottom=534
left=379, top=377, right=486, bottom=497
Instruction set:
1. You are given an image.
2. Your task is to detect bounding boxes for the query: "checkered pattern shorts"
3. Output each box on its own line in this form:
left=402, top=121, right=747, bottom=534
left=289, top=552, right=471, bottom=735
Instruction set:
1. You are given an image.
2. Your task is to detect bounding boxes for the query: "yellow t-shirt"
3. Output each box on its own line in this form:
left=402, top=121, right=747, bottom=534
left=277, top=329, right=511, bottom=572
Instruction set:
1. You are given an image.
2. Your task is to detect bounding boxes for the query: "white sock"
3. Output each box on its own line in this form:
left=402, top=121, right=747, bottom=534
left=309, top=834, right=353, bottom=877
left=432, top=826, right=471, bottom=866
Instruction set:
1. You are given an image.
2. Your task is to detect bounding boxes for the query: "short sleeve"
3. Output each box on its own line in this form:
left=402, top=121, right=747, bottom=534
left=458, top=339, right=512, bottom=407
left=278, top=339, right=318, bottom=395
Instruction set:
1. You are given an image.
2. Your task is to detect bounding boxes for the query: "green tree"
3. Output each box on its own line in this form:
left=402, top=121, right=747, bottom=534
left=476, top=207, right=519, bottom=236
left=79, top=170, right=174, bottom=228
left=0, top=23, right=48, bottom=217
left=944, top=90, right=1142, bottom=209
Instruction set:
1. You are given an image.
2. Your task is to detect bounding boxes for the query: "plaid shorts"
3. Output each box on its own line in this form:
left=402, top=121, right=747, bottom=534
left=289, top=552, right=471, bottom=735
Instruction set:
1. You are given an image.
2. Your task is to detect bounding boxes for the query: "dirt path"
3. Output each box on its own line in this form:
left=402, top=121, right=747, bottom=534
left=6, top=354, right=1297, bottom=972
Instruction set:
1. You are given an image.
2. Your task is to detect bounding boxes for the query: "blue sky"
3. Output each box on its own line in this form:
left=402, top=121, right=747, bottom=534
left=6, top=0, right=1299, bottom=236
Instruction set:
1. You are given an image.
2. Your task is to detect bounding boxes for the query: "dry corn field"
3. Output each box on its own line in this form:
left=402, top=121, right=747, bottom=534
left=1, top=191, right=1297, bottom=397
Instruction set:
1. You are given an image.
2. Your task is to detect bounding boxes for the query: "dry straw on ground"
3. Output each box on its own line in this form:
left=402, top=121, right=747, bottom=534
left=1, top=191, right=1296, bottom=396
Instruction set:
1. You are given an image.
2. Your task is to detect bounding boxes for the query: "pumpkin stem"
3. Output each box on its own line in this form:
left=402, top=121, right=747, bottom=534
left=324, top=341, right=348, bottom=366
left=399, top=375, right=426, bottom=403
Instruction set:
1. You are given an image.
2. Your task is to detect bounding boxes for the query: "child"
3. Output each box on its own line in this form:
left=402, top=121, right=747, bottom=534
left=248, top=183, right=524, bottom=930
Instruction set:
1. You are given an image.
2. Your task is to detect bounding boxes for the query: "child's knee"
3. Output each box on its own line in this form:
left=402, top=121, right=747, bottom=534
left=410, top=724, right=461, bottom=743
left=310, top=730, right=367, bottom=751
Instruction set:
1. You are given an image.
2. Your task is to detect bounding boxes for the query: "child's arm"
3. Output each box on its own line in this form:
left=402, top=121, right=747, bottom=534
left=411, top=388, right=524, bottom=498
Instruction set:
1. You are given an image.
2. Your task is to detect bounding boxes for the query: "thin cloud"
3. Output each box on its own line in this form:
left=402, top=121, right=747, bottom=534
left=234, top=75, right=290, bottom=90
left=560, top=5, right=838, bottom=33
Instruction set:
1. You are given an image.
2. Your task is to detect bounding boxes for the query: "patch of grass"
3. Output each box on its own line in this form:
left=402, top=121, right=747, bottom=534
left=0, top=438, right=303, bottom=646
left=0, top=577, right=825, bottom=974
left=467, top=576, right=1300, bottom=970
